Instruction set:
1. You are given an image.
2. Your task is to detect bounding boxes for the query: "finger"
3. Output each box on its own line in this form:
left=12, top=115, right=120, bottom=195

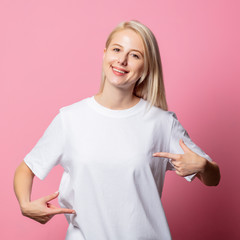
left=153, top=152, right=179, bottom=160
left=42, top=191, right=59, bottom=203
left=175, top=170, right=184, bottom=177
left=171, top=161, right=180, bottom=168
left=47, top=203, right=58, bottom=209
left=46, top=202, right=76, bottom=214
left=179, top=139, right=191, bottom=153
left=50, top=207, right=76, bottom=215
left=34, top=216, right=52, bottom=225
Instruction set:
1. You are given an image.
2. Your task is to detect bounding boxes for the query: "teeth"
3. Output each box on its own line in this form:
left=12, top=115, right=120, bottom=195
left=113, top=68, right=126, bottom=74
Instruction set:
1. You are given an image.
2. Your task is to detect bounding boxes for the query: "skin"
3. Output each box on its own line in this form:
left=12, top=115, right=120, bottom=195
left=14, top=28, right=220, bottom=225
left=95, top=29, right=145, bottom=109
left=14, top=161, right=75, bottom=224
left=96, top=29, right=220, bottom=186
left=153, top=140, right=220, bottom=186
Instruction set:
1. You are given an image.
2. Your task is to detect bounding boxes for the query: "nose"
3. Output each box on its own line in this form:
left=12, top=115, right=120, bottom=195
left=117, top=53, right=128, bottom=66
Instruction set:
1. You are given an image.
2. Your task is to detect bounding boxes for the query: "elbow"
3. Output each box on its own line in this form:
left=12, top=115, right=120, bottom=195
left=198, top=162, right=221, bottom=186
left=213, top=168, right=221, bottom=186
left=206, top=165, right=221, bottom=187
left=208, top=178, right=220, bottom=187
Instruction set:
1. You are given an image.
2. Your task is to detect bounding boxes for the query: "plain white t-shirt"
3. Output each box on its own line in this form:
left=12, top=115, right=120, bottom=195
left=24, top=96, right=212, bottom=240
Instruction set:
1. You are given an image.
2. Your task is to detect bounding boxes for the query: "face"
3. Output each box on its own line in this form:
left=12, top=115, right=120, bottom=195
left=103, top=29, right=145, bottom=91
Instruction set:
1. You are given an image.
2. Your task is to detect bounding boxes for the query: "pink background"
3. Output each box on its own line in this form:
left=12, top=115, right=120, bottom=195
left=1, top=0, right=239, bottom=239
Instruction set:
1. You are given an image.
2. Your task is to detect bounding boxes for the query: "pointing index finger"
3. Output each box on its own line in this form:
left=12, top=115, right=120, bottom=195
left=51, top=207, right=76, bottom=215
left=152, top=152, right=177, bottom=160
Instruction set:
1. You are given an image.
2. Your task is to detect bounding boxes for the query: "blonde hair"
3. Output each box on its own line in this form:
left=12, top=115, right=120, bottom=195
left=99, top=20, right=168, bottom=111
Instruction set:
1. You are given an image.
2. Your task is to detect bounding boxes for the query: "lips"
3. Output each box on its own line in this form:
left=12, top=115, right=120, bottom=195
left=112, top=66, right=129, bottom=74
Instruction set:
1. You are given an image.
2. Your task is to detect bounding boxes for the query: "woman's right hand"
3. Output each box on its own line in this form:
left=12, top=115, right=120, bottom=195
left=20, top=191, right=76, bottom=224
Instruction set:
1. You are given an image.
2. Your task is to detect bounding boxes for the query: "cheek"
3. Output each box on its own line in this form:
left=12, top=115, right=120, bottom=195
left=134, top=63, right=144, bottom=76
left=104, top=53, right=118, bottom=64
left=103, top=55, right=116, bottom=75
left=103, top=56, right=112, bottom=71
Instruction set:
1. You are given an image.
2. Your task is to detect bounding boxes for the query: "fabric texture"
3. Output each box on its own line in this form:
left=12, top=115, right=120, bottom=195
left=24, top=96, right=212, bottom=240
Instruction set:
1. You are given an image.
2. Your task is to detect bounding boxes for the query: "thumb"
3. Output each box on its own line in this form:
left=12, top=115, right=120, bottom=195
left=179, top=139, right=191, bottom=153
left=42, top=191, right=59, bottom=203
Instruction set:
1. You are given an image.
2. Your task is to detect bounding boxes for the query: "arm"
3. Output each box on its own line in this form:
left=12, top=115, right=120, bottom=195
left=14, top=161, right=35, bottom=209
left=153, top=140, right=220, bottom=186
left=196, top=159, right=220, bottom=186
left=14, top=161, right=75, bottom=224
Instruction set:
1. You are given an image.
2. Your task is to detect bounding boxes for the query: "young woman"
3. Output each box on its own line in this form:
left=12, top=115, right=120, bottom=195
left=14, top=20, right=220, bottom=240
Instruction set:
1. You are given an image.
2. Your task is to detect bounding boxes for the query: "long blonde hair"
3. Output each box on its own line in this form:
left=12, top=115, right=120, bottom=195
left=99, top=20, right=168, bottom=111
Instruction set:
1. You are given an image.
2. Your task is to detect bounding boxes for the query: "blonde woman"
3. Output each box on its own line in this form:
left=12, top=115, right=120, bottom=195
left=14, top=20, right=220, bottom=239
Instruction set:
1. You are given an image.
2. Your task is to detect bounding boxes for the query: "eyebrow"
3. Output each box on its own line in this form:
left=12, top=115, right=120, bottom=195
left=111, top=44, right=144, bottom=57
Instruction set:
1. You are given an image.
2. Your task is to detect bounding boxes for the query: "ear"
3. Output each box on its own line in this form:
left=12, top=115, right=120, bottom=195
left=103, top=48, right=107, bottom=59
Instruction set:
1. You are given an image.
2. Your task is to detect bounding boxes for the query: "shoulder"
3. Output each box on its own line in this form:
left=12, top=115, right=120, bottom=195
left=143, top=100, right=177, bottom=121
left=59, top=97, right=91, bottom=115
left=139, top=101, right=179, bottom=131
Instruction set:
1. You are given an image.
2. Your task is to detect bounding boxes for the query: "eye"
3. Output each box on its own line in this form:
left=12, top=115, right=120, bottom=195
left=131, top=53, right=140, bottom=59
left=113, top=48, right=120, bottom=52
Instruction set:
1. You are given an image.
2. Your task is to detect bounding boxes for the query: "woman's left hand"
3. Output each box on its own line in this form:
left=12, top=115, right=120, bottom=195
left=152, top=139, right=207, bottom=177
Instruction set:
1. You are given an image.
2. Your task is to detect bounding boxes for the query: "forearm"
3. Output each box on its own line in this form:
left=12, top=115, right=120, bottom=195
left=14, top=161, right=35, bottom=208
left=197, top=159, right=220, bottom=186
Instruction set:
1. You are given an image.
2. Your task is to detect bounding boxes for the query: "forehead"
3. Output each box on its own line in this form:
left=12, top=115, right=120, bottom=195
left=109, top=29, right=144, bottom=52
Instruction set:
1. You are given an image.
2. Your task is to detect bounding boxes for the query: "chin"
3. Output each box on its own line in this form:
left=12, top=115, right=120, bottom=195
left=111, top=82, right=126, bottom=89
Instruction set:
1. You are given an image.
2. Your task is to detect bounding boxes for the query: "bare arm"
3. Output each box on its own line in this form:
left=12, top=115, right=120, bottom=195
left=153, top=140, right=220, bottom=186
left=14, top=161, right=35, bottom=209
left=14, top=161, right=75, bottom=224
left=196, top=160, right=220, bottom=186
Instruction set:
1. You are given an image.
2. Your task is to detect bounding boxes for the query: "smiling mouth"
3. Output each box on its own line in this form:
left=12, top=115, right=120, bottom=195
left=112, top=67, right=129, bottom=74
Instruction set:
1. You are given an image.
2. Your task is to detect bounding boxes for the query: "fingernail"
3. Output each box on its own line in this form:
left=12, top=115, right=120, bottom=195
left=55, top=191, right=59, bottom=194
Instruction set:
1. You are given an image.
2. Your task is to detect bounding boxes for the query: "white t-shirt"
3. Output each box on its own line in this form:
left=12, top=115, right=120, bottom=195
left=24, top=96, right=212, bottom=240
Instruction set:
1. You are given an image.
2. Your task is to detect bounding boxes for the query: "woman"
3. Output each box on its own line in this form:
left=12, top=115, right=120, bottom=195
left=14, top=20, right=220, bottom=239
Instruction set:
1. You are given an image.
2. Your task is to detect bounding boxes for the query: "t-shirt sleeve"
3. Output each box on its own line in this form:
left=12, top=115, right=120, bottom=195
left=167, top=112, right=212, bottom=182
left=24, top=111, right=65, bottom=180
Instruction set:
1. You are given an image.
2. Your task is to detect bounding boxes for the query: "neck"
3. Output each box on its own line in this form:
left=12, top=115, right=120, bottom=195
left=95, top=81, right=140, bottom=110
